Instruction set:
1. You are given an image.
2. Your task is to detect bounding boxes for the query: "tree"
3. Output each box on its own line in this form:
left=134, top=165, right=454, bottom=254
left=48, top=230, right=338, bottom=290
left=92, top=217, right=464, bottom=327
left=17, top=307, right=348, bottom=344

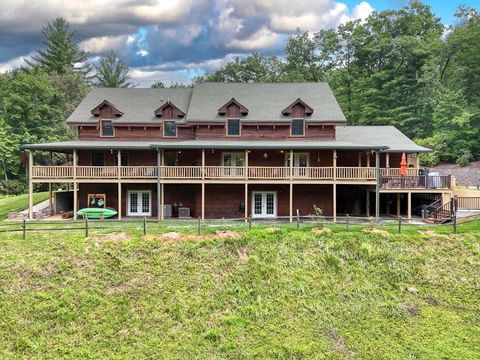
left=27, top=17, right=90, bottom=76
left=151, top=81, right=166, bottom=88
left=92, top=50, right=134, bottom=88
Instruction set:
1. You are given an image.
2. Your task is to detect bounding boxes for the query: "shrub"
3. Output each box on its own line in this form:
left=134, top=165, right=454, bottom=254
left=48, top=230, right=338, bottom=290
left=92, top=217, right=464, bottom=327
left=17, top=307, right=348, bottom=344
left=0, top=180, right=26, bottom=195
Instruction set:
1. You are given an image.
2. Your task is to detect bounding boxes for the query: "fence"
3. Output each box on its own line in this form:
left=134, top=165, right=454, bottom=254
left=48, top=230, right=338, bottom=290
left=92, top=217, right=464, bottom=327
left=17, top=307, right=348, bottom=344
left=0, top=212, right=464, bottom=240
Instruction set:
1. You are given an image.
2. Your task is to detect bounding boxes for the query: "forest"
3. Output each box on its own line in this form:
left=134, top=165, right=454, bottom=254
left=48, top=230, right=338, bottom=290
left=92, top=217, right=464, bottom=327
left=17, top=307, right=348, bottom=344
left=0, top=1, right=479, bottom=191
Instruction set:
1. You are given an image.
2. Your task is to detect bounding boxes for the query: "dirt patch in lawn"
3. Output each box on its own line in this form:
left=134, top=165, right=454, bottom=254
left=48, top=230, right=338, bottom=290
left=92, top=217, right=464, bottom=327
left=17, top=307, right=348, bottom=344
left=146, top=230, right=243, bottom=242
left=265, top=227, right=281, bottom=233
left=91, top=232, right=132, bottom=242
left=312, top=227, right=332, bottom=235
left=362, top=227, right=391, bottom=238
left=326, top=326, right=355, bottom=359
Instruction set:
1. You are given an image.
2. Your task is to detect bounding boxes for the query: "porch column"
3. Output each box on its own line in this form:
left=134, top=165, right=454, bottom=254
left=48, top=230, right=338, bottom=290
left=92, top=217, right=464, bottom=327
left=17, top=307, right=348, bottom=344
left=375, top=151, right=380, bottom=221
left=201, top=183, right=205, bottom=220
left=289, top=149, right=293, bottom=180
left=244, top=183, right=248, bottom=220
left=386, top=153, right=390, bottom=168
left=358, top=152, right=362, bottom=167
left=416, top=153, right=420, bottom=172
left=117, top=183, right=122, bottom=220
left=73, top=150, right=78, bottom=221
left=366, top=190, right=370, bottom=217
left=28, top=150, right=33, bottom=220
left=48, top=152, right=53, bottom=214
left=333, top=183, right=337, bottom=222
left=157, top=149, right=161, bottom=220
left=201, top=149, right=205, bottom=180
left=333, top=150, right=337, bottom=180
left=367, top=152, right=370, bottom=167
left=396, top=193, right=401, bottom=216
left=289, top=183, right=293, bottom=223
left=244, top=149, right=248, bottom=180
left=160, top=183, right=164, bottom=220
left=407, top=192, right=412, bottom=221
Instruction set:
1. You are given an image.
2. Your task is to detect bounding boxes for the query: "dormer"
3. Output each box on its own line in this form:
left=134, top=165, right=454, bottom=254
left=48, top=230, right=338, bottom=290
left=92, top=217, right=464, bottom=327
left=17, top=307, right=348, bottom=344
left=90, top=100, right=124, bottom=119
left=154, top=100, right=185, bottom=119
left=282, top=98, right=314, bottom=118
left=218, top=98, right=249, bottom=118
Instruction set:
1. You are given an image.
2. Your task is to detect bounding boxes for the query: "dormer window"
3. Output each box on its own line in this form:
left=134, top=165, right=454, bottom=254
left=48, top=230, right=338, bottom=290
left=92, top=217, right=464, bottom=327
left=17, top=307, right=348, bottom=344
left=291, top=119, right=305, bottom=137
left=227, top=119, right=241, bottom=136
left=101, top=120, right=114, bottom=137
left=164, top=121, right=177, bottom=137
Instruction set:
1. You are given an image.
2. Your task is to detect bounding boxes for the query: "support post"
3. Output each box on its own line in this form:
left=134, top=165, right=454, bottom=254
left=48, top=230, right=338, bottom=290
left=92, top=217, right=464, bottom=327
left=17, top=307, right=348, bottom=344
left=367, top=152, right=370, bottom=167
left=117, top=150, right=121, bottom=179
left=407, top=192, right=412, bottom=221
left=375, top=151, right=380, bottom=221
left=245, top=149, right=248, bottom=180
left=289, top=183, right=293, bottom=223
left=157, top=149, right=161, bottom=220
left=160, top=183, right=164, bottom=220
left=244, top=183, right=248, bottom=220
left=358, top=152, right=362, bottom=167
left=333, top=183, right=337, bottom=222
left=333, top=150, right=337, bottom=180
left=73, top=150, right=78, bottom=221
left=28, top=150, right=33, bottom=220
left=386, top=153, right=390, bottom=168
left=117, top=182, right=122, bottom=220
left=201, top=149, right=205, bottom=180
left=289, top=149, right=293, bottom=180
left=201, top=183, right=205, bottom=220
left=416, top=153, right=420, bottom=172
left=396, top=193, right=401, bottom=216
left=366, top=190, right=370, bottom=217
left=48, top=152, right=53, bottom=215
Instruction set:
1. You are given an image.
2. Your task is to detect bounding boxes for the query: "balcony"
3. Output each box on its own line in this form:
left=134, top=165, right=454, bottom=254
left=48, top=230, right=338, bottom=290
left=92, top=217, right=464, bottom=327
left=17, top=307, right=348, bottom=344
left=380, top=175, right=452, bottom=190
left=31, top=165, right=421, bottom=182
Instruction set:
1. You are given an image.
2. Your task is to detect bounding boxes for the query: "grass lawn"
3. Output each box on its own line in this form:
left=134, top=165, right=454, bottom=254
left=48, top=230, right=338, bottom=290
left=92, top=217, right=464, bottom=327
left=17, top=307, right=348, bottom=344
left=0, top=221, right=478, bottom=359
left=0, top=192, right=49, bottom=220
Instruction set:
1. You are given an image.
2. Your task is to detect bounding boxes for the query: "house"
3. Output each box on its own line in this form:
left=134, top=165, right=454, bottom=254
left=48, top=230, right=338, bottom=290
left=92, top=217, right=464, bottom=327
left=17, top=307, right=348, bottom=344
left=21, top=82, right=453, bottom=221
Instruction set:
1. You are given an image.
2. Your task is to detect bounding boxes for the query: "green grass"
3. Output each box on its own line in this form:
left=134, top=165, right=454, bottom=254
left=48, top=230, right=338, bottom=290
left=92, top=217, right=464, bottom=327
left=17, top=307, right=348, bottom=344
left=0, top=221, right=478, bottom=359
left=0, top=192, right=49, bottom=220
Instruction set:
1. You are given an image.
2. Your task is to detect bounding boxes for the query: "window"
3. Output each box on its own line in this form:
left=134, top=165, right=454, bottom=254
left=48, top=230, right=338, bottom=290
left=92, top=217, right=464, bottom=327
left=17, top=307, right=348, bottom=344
left=91, top=152, right=105, bottom=166
left=101, top=120, right=114, bottom=137
left=227, top=119, right=240, bottom=136
left=291, top=119, right=305, bottom=137
left=128, top=191, right=151, bottom=216
left=164, top=121, right=177, bottom=137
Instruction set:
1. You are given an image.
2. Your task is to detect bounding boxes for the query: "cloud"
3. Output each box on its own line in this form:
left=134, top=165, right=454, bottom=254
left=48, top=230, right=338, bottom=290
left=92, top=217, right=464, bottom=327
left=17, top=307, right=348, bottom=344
left=0, top=0, right=374, bottom=85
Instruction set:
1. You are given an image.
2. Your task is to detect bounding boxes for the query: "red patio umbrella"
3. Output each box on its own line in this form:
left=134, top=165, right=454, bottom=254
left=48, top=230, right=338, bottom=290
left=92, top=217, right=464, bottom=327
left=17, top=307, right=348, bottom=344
left=400, top=152, right=407, bottom=176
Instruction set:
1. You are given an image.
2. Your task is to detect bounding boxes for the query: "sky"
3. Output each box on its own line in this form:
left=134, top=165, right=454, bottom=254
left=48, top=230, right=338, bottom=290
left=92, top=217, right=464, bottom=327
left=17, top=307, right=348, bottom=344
left=0, top=0, right=477, bottom=87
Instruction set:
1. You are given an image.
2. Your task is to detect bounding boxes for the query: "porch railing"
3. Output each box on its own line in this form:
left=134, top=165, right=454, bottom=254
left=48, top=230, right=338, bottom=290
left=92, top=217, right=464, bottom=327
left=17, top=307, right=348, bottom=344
left=380, top=175, right=451, bottom=189
left=31, top=165, right=430, bottom=184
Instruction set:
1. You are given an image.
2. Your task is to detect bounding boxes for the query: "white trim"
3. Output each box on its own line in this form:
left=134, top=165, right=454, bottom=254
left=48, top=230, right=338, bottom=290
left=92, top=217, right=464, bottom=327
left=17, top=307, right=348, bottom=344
left=290, top=118, right=305, bottom=137
left=127, top=190, right=152, bottom=216
left=163, top=120, right=177, bottom=138
left=251, top=191, right=277, bottom=218
left=226, top=119, right=241, bottom=137
left=100, top=119, right=115, bottom=137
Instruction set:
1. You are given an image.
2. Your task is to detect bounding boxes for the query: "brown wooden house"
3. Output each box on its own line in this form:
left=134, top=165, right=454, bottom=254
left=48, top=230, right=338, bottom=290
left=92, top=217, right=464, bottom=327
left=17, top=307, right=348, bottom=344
left=22, top=82, right=453, bottom=221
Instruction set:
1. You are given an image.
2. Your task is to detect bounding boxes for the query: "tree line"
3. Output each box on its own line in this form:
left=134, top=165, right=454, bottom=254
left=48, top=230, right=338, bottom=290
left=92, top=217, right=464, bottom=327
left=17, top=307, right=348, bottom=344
left=0, top=1, right=479, bottom=184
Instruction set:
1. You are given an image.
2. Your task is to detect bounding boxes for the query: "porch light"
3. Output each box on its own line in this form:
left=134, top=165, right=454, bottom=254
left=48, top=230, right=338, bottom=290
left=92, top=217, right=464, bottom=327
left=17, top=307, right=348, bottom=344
left=263, top=152, right=268, bottom=159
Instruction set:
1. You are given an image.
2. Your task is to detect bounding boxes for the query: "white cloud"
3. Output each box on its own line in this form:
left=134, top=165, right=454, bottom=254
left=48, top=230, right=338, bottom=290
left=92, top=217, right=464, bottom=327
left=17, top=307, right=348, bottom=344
left=80, top=35, right=130, bottom=53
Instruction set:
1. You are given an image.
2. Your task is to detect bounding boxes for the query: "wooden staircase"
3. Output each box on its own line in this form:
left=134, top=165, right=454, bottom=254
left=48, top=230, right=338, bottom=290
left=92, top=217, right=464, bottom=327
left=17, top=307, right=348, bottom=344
left=423, top=198, right=457, bottom=224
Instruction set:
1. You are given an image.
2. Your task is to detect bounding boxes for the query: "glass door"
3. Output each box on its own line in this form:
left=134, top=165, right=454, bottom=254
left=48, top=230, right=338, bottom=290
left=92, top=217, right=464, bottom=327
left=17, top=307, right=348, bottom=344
left=286, top=152, right=309, bottom=177
left=127, top=191, right=151, bottom=216
left=222, top=152, right=245, bottom=177
left=251, top=191, right=277, bottom=218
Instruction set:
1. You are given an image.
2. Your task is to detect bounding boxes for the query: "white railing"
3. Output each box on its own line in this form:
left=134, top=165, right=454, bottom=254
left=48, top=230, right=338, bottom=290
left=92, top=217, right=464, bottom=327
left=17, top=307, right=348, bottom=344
left=32, top=166, right=73, bottom=178
left=77, top=166, right=118, bottom=178
left=31, top=165, right=415, bottom=181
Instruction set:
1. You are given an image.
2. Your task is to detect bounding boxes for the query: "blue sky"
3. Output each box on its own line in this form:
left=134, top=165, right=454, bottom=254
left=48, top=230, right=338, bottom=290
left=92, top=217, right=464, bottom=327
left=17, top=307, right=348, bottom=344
left=0, top=0, right=476, bottom=86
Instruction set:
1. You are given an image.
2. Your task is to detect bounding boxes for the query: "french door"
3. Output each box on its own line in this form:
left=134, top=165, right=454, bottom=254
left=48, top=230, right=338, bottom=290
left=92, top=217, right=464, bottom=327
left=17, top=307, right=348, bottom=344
left=127, top=190, right=151, bottom=216
left=222, top=152, right=245, bottom=177
left=251, top=191, right=277, bottom=218
left=285, top=152, right=309, bottom=176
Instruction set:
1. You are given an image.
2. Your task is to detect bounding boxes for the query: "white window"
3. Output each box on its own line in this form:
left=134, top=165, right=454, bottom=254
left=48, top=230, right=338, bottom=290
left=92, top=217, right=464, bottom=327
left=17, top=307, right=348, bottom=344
left=127, top=190, right=151, bottom=216
left=251, top=191, right=277, bottom=218
left=291, top=119, right=305, bottom=137
left=226, top=119, right=241, bottom=136
left=100, top=120, right=114, bottom=137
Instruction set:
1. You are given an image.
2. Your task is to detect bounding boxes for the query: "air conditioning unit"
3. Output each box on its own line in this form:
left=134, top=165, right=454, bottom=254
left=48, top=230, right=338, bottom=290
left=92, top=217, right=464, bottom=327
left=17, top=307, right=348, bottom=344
left=178, top=207, right=190, bottom=218
left=163, top=204, right=172, bottom=218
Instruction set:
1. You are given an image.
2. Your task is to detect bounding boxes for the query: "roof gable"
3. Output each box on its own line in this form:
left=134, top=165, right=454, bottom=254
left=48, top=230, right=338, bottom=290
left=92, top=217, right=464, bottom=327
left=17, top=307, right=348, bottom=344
left=154, top=100, right=185, bottom=118
left=282, top=98, right=314, bottom=116
left=90, top=99, right=124, bottom=117
left=218, top=98, right=249, bottom=116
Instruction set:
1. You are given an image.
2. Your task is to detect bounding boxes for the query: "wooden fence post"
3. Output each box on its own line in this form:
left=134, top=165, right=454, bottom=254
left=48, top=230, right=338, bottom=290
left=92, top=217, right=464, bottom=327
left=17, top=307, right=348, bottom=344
left=296, top=209, right=300, bottom=229
left=398, top=216, right=402, bottom=233
left=197, top=217, right=201, bottom=235
left=143, top=217, right=147, bottom=235
left=345, top=214, right=349, bottom=231
left=453, top=212, right=457, bottom=235
left=85, top=217, right=89, bottom=238
left=22, top=219, right=26, bottom=240
left=248, top=216, right=252, bottom=231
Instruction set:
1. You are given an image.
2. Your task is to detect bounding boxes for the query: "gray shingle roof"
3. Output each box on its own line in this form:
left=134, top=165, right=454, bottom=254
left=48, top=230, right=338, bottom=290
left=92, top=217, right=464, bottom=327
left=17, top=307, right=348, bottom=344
left=66, top=88, right=193, bottom=124
left=186, top=82, right=346, bottom=122
left=21, top=126, right=430, bottom=153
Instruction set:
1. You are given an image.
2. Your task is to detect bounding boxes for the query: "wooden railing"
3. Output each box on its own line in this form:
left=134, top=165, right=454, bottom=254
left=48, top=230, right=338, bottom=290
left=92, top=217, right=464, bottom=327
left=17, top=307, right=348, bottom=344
left=380, top=175, right=451, bottom=189
left=30, top=165, right=429, bottom=183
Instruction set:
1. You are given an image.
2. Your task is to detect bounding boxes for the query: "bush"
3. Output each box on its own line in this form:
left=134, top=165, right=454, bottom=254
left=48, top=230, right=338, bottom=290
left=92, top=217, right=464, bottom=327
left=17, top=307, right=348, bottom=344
left=0, top=180, right=26, bottom=196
